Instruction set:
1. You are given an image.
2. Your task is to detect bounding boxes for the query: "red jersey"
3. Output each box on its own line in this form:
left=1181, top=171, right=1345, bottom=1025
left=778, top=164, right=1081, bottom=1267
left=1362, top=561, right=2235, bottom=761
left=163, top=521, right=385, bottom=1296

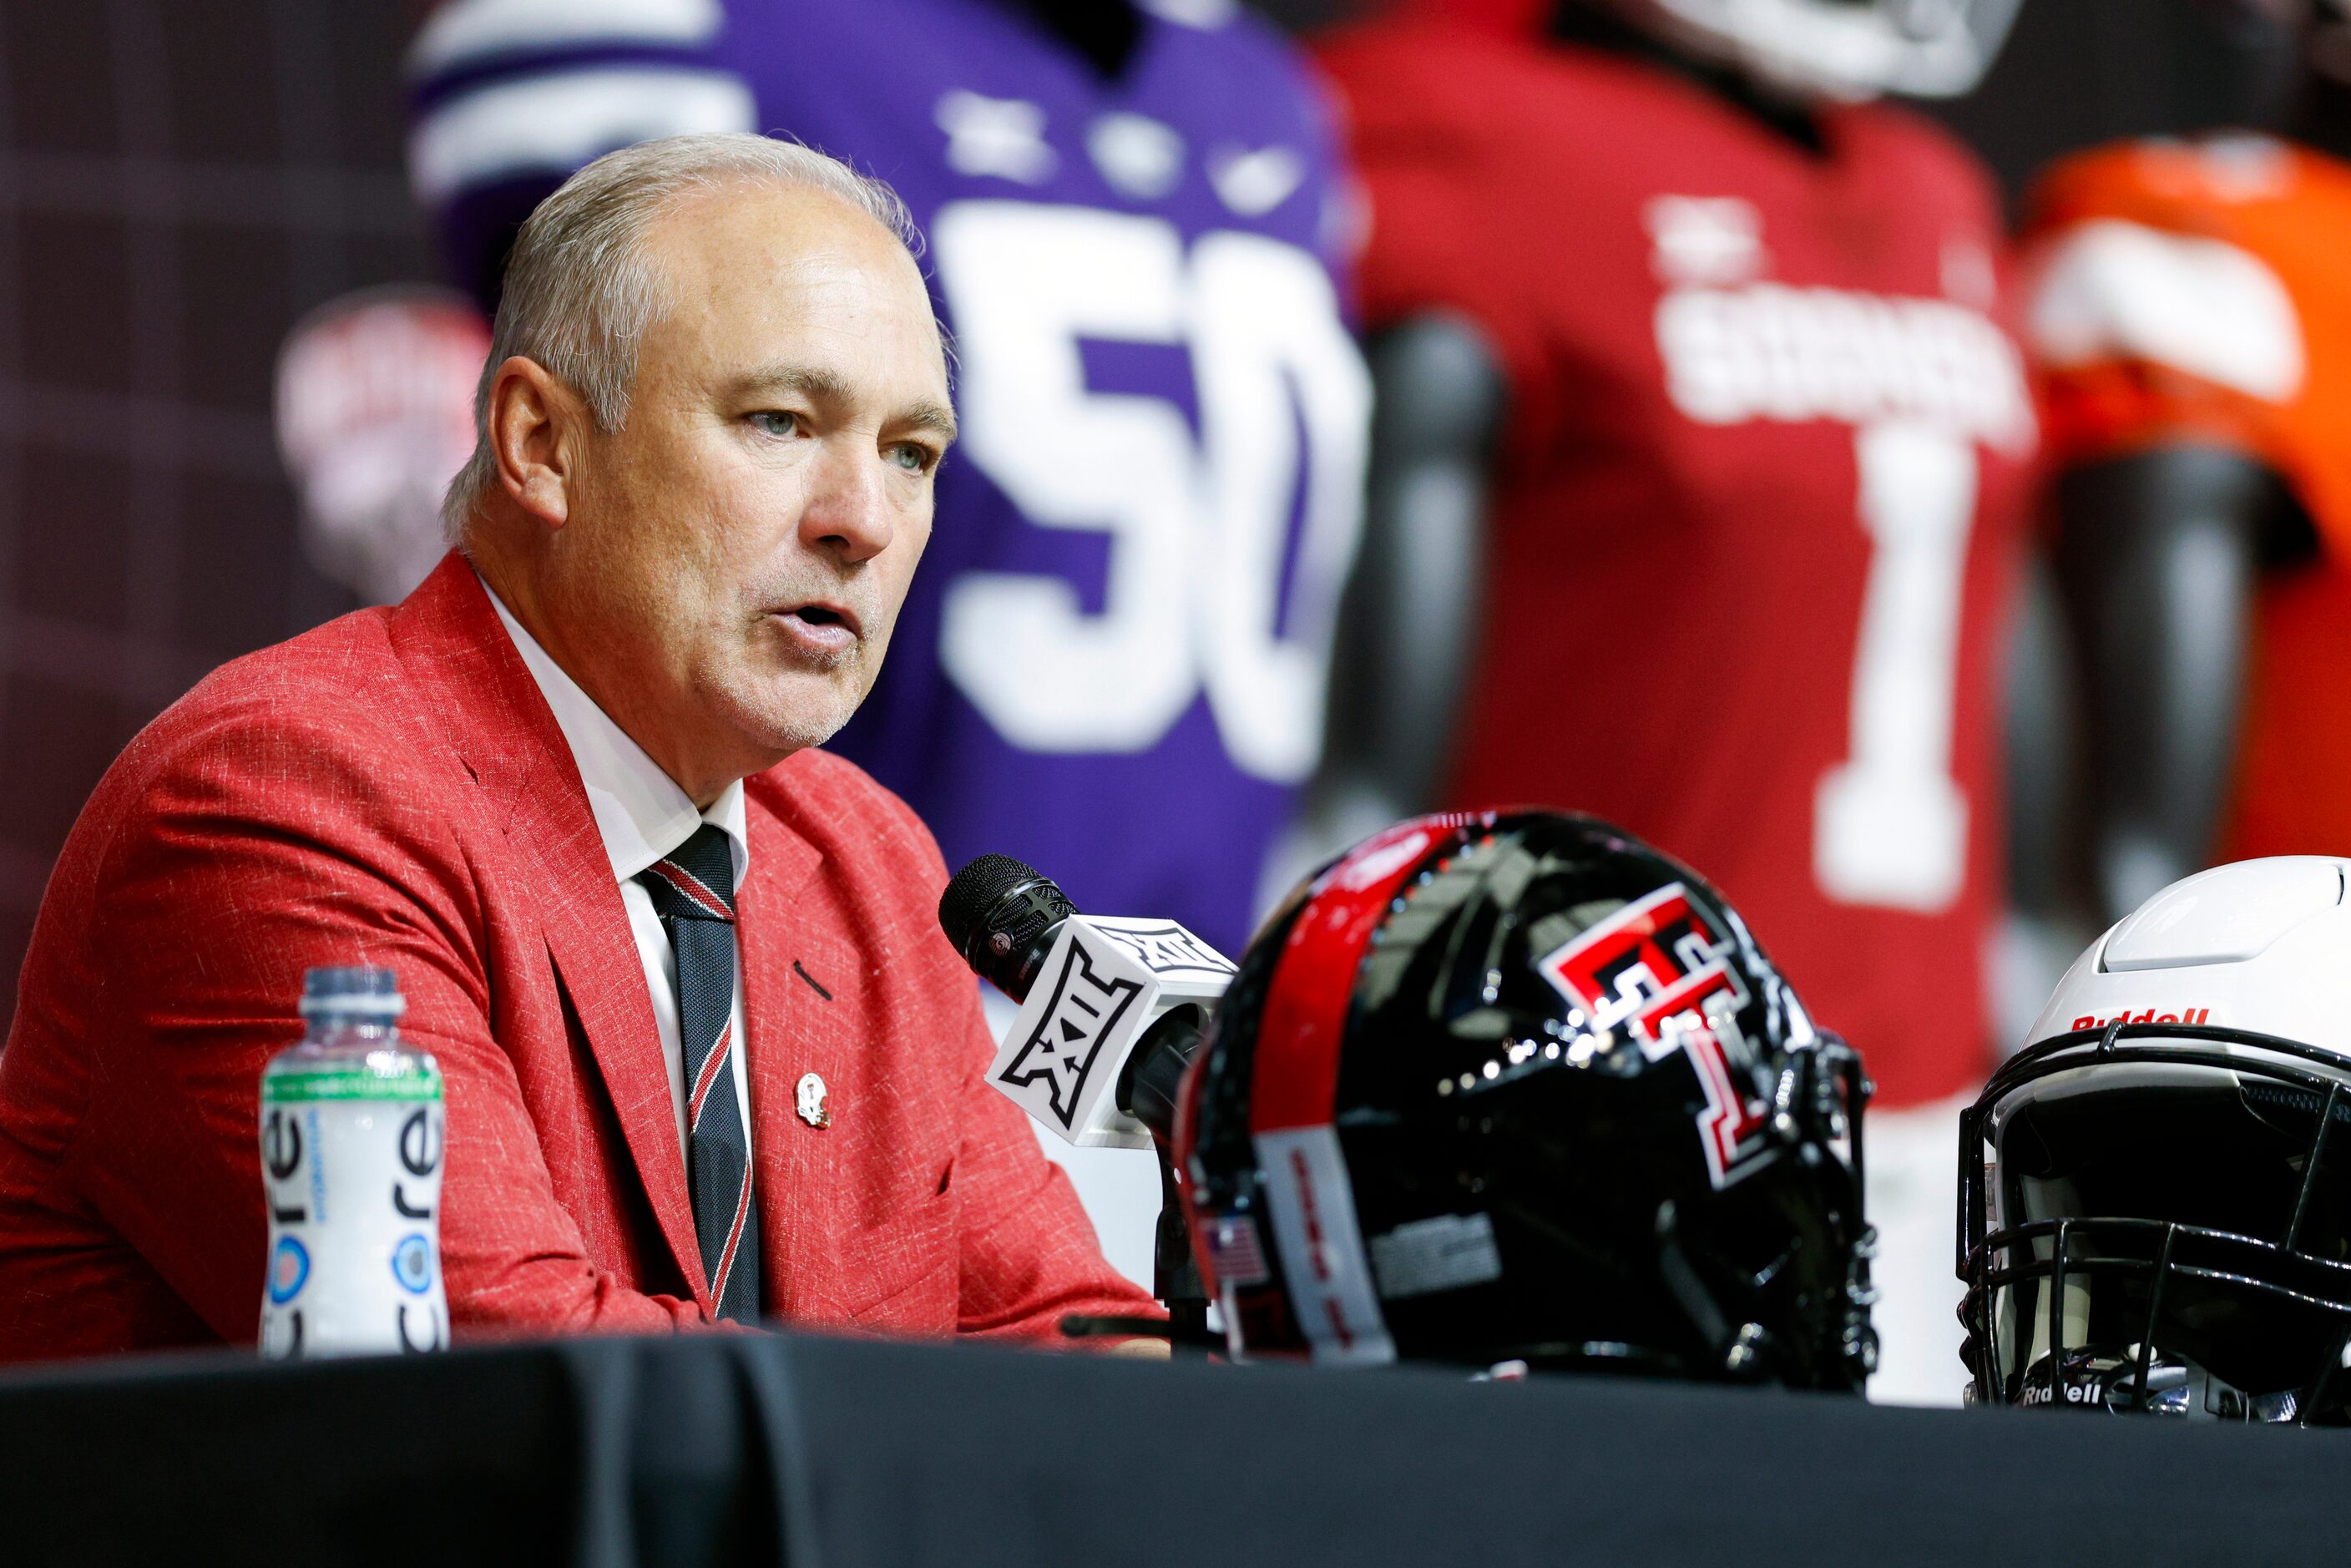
left=1316, top=23, right=2037, bottom=1105
left=2022, top=136, right=2351, bottom=866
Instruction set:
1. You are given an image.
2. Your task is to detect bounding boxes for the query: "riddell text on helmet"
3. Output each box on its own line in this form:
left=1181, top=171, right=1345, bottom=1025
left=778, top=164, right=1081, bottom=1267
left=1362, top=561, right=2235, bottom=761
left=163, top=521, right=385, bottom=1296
left=2070, top=1007, right=2214, bottom=1030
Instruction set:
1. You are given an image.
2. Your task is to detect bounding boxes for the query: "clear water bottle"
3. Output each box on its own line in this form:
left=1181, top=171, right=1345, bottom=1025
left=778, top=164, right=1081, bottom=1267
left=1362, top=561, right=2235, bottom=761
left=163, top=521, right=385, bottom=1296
left=258, top=966, right=447, bottom=1358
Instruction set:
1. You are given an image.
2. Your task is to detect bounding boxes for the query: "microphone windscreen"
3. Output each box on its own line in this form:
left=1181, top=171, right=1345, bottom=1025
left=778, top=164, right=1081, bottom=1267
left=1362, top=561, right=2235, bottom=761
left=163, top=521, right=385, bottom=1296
left=939, top=852, right=1049, bottom=959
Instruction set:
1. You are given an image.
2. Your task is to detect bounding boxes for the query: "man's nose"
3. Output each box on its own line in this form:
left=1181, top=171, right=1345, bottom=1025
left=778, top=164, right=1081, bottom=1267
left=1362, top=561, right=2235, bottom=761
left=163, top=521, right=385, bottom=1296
left=799, top=439, right=898, bottom=564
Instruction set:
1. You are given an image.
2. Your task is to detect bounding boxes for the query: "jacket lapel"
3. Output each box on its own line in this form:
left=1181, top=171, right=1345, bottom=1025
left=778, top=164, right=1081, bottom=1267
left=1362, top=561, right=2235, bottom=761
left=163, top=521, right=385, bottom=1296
left=734, top=806, right=845, bottom=1322
left=528, top=857, right=706, bottom=1310
left=388, top=555, right=707, bottom=1308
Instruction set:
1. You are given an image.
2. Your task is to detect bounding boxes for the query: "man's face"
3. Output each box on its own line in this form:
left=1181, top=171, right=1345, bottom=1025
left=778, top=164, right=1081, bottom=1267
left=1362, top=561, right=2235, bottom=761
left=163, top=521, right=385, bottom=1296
left=548, top=183, right=953, bottom=787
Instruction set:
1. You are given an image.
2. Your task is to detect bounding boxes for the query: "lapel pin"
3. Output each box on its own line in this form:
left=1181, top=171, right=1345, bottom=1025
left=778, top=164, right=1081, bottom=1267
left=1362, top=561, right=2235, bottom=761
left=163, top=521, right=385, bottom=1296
left=796, top=1072, right=831, bottom=1130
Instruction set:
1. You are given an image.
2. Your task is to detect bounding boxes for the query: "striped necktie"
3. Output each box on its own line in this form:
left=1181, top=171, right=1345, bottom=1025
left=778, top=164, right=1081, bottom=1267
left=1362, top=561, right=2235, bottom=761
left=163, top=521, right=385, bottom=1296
left=635, top=824, right=760, bottom=1322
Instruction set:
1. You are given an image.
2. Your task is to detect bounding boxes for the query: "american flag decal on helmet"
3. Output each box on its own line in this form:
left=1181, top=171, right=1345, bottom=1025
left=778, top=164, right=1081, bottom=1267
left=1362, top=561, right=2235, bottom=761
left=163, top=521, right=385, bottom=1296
left=1201, top=1215, right=1271, bottom=1288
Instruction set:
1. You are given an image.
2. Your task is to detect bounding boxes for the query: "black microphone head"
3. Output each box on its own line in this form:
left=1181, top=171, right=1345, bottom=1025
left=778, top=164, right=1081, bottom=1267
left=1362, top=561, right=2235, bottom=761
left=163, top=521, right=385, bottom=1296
left=938, top=852, right=1039, bottom=954
left=938, top=853, right=1077, bottom=1003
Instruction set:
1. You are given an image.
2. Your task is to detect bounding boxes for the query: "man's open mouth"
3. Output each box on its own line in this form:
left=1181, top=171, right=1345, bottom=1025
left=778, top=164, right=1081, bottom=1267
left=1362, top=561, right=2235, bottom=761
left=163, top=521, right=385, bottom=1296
left=773, top=602, right=862, bottom=646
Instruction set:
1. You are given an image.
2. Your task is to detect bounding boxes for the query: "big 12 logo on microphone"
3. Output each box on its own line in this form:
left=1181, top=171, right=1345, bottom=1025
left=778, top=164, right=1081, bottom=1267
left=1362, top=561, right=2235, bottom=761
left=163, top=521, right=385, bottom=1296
left=1534, top=883, right=1772, bottom=1188
left=989, top=917, right=1234, bottom=1151
left=999, top=938, right=1146, bottom=1131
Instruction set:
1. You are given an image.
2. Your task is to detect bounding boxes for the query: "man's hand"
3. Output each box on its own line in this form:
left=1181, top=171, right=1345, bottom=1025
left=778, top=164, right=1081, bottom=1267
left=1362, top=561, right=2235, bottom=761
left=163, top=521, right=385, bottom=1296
left=1105, top=1337, right=1173, bottom=1360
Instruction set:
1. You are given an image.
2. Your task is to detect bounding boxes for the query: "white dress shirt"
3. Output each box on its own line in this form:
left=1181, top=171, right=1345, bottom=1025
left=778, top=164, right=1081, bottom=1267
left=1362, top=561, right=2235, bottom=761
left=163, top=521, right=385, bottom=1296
left=485, top=582, right=754, bottom=1163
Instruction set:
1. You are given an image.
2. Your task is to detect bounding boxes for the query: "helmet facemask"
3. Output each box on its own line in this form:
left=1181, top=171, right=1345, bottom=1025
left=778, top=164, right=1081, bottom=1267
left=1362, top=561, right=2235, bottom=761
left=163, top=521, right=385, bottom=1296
left=1962, top=1022, right=2351, bottom=1423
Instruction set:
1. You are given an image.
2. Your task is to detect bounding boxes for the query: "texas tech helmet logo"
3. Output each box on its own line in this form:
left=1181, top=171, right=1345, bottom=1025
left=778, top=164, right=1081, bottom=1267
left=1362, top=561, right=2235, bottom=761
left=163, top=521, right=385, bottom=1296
left=1534, top=883, right=1771, bottom=1188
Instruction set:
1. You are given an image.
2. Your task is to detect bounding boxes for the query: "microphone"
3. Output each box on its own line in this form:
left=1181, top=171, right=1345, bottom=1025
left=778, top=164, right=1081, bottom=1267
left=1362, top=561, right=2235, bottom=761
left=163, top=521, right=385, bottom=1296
left=939, top=854, right=1234, bottom=1151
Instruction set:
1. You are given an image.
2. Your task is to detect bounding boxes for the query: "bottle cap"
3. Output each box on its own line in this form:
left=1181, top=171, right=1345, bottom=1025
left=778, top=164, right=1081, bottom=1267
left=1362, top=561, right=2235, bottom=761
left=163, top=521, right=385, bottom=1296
left=299, top=965, right=407, bottom=1021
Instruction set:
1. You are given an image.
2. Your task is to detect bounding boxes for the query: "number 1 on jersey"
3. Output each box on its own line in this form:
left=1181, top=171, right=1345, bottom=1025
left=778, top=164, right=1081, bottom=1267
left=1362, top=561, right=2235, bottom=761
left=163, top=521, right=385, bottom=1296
left=1814, top=421, right=1976, bottom=913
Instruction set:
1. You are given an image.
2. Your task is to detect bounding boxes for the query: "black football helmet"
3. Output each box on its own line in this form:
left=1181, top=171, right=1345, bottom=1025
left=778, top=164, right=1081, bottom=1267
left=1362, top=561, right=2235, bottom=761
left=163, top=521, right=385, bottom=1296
left=1174, top=811, right=1876, bottom=1387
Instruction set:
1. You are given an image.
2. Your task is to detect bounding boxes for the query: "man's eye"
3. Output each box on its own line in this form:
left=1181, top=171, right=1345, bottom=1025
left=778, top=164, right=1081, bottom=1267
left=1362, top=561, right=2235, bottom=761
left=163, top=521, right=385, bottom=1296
left=888, top=443, right=934, bottom=473
left=749, top=410, right=800, bottom=438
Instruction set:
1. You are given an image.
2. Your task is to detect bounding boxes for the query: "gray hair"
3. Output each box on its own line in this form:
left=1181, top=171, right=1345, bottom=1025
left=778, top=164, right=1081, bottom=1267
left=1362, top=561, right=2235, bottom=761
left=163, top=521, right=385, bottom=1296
left=442, top=132, right=921, bottom=538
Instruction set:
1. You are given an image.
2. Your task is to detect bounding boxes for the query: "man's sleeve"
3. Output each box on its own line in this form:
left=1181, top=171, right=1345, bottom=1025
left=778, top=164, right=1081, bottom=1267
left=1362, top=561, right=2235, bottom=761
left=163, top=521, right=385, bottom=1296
left=68, top=709, right=725, bottom=1343
left=406, top=0, right=759, bottom=309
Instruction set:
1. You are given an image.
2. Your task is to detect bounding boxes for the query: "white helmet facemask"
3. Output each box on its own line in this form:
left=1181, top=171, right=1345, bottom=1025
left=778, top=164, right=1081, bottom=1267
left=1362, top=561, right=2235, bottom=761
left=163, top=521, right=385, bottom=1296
left=1605, top=0, right=2025, bottom=101
left=1961, top=858, right=2351, bottom=1424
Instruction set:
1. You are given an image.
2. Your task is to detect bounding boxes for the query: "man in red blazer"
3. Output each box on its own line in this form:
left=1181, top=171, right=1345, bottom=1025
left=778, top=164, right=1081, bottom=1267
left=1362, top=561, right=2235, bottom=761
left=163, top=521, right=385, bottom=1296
left=0, top=133, right=1155, bottom=1359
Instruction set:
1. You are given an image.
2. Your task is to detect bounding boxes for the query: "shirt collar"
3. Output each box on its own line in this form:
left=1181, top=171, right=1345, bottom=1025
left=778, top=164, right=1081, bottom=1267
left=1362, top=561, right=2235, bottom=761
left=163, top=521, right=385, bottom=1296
left=482, top=575, right=748, bottom=887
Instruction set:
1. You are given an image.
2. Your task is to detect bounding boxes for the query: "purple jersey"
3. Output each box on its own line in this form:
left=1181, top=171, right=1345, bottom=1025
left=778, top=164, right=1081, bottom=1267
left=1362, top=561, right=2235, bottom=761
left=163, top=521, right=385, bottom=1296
left=407, top=0, right=1369, bottom=956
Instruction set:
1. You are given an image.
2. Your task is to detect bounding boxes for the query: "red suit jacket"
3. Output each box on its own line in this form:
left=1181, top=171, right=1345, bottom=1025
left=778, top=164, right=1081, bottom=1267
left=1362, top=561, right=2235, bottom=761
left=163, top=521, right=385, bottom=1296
left=0, top=555, right=1151, bottom=1360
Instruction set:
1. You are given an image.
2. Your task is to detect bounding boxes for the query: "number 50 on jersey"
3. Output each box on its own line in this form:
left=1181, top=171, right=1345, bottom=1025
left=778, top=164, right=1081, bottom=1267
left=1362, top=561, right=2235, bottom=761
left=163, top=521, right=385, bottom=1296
left=933, top=201, right=1371, bottom=785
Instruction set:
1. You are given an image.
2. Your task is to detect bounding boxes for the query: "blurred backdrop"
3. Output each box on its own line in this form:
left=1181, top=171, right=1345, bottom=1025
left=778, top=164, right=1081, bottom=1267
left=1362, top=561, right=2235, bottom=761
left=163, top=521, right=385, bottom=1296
left=0, top=0, right=2292, bottom=1012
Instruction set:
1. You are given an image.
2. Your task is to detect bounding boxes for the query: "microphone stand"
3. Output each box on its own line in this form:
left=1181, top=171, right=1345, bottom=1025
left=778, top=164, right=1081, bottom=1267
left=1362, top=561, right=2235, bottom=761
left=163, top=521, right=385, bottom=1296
left=1058, top=1146, right=1216, bottom=1353
left=937, top=857, right=1224, bottom=1353
left=1060, top=1007, right=1221, bottom=1353
left=1153, top=1142, right=1212, bottom=1351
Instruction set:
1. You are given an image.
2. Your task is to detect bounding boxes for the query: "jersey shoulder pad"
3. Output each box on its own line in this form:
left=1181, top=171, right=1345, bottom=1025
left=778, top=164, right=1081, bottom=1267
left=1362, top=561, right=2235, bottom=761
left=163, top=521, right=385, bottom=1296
left=2023, top=138, right=2308, bottom=404
left=1313, top=18, right=1540, bottom=136
left=405, top=0, right=755, bottom=207
left=1155, top=0, right=1337, bottom=149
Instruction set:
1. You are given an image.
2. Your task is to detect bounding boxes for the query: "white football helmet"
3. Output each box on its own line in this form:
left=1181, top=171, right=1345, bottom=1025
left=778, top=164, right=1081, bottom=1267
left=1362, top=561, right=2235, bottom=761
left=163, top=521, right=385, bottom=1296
left=1961, top=858, right=2351, bottom=1423
left=1605, top=0, right=2024, bottom=101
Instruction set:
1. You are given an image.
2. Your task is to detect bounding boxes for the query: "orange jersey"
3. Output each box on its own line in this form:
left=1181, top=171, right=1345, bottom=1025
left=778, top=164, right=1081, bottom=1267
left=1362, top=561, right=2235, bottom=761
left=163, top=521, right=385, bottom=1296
left=2023, top=135, right=2351, bottom=861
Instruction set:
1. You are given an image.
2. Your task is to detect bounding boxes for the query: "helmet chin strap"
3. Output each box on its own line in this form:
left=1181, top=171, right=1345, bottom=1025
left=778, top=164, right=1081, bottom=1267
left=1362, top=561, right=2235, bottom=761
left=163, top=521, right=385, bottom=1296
left=2040, top=1345, right=2305, bottom=1420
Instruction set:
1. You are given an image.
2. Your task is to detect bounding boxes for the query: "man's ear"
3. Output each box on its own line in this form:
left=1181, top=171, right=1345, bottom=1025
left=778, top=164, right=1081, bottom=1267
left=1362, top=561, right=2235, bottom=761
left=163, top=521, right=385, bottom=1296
left=488, top=357, right=587, bottom=530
